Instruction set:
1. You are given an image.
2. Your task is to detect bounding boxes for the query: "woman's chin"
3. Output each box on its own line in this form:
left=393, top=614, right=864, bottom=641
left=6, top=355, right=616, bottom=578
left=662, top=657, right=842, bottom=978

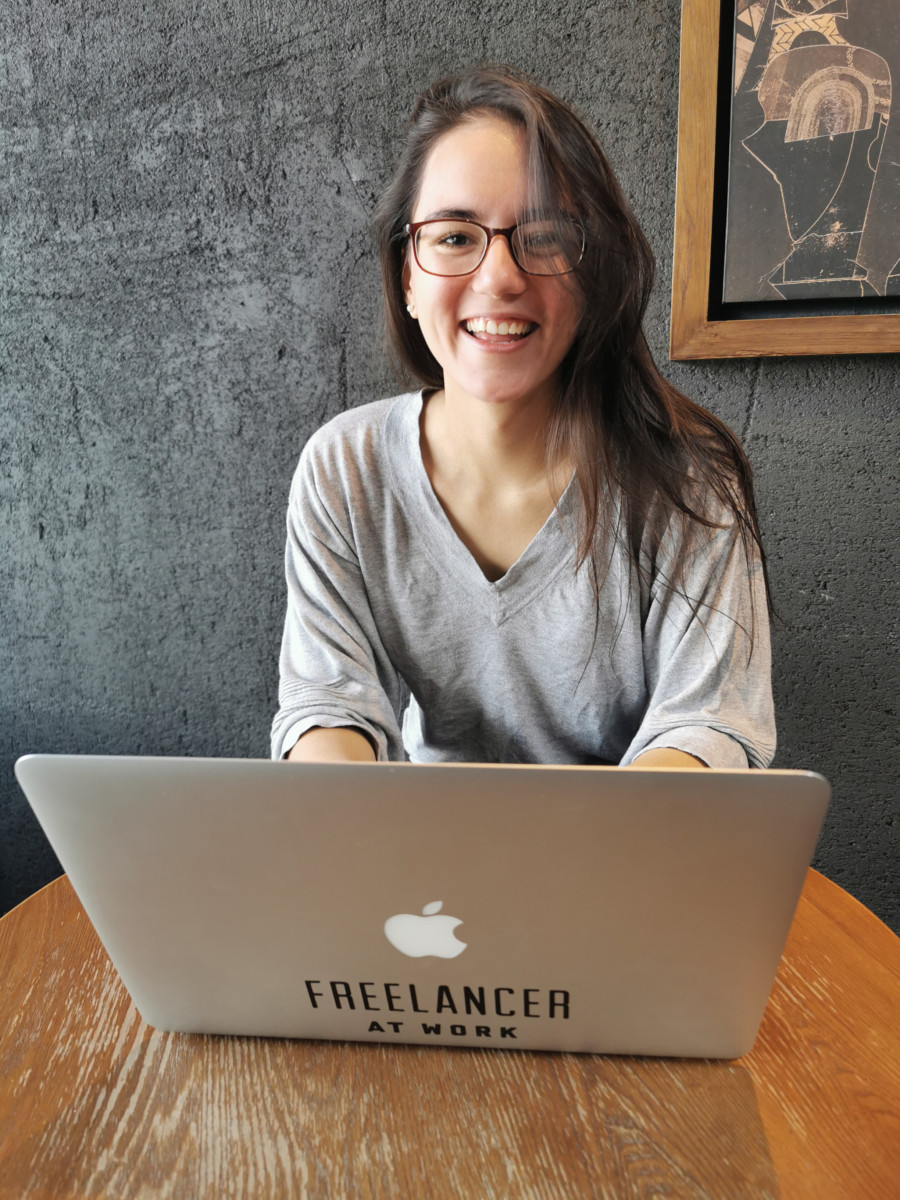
left=442, top=370, right=559, bottom=411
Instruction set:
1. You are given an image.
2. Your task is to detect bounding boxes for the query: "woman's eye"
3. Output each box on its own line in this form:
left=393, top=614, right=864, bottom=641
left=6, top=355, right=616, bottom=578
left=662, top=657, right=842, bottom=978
left=419, top=222, right=484, bottom=254
left=520, top=229, right=558, bottom=254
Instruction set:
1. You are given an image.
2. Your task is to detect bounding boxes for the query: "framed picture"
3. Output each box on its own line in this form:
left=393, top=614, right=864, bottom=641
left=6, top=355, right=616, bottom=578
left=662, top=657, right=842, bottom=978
left=670, top=0, right=900, bottom=359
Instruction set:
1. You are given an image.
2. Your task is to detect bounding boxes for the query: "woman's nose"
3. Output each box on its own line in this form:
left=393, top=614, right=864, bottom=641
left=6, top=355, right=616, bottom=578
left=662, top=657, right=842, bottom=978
left=473, top=234, right=527, bottom=294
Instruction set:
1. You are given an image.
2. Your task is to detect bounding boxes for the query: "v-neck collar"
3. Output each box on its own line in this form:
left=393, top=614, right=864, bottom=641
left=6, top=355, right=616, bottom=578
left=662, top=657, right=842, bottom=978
left=385, top=391, right=579, bottom=622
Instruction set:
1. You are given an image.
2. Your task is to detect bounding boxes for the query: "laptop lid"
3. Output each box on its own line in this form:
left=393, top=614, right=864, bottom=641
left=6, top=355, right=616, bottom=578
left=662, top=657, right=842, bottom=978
left=14, top=755, right=829, bottom=1058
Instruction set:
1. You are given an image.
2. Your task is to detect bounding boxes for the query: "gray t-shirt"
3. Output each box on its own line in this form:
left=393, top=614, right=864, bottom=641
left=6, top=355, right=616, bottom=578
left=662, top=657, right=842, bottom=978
left=271, top=391, right=776, bottom=768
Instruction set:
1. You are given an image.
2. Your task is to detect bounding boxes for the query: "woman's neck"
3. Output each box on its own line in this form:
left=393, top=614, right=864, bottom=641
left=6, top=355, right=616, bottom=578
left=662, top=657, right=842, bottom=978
left=420, top=386, right=564, bottom=497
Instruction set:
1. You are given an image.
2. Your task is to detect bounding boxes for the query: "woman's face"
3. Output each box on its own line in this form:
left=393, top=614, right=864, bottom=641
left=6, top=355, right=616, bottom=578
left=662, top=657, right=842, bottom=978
left=404, top=115, right=583, bottom=413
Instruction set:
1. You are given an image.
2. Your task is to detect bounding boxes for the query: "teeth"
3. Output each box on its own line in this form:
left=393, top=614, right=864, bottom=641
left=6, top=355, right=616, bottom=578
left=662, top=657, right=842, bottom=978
left=465, top=318, right=534, bottom=336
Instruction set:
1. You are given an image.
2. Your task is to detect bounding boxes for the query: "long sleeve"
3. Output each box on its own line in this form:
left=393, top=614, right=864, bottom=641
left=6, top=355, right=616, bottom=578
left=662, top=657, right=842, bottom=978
left=270, top=434, right=408, bottom=762
left=619, top=505, right=776, bottom=769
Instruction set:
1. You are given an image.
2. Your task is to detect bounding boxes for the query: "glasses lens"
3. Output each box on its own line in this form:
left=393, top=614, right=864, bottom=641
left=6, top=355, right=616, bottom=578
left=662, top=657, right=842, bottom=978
left=511, top=220, right=584, bottom=275
left=414, top=220, right=488, bottom=276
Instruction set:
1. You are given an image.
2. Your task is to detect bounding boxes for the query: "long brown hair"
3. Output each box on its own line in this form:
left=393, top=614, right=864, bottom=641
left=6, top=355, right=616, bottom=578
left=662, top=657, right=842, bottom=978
left=374, top=65, right=771, bottom=648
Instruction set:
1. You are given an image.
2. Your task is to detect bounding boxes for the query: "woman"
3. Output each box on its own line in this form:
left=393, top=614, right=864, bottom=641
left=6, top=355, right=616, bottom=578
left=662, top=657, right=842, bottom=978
left=271, top=66, right=776, bottom=770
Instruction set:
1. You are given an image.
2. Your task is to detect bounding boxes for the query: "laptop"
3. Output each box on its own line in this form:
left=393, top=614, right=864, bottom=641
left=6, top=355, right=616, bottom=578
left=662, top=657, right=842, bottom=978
left=14, top=754, right=829, bottom=1058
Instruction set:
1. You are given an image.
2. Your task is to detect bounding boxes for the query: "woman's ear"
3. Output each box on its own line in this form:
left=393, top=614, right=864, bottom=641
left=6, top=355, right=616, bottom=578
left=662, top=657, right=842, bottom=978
left=401, top=258, right=417, bottom=319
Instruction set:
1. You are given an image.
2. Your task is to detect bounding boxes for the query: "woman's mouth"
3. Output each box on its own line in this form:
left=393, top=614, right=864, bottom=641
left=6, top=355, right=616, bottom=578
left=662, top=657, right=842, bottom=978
left=464, top=317, right=536, bottom=340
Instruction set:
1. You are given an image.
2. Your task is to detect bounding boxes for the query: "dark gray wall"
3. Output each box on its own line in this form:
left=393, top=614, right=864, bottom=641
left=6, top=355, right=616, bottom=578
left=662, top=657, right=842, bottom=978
left=2, top=1, right=897, bottom=929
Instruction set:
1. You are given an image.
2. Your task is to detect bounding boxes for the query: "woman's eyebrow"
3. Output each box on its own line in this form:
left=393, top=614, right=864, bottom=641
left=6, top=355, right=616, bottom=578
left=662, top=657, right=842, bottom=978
left=420, top=207, right=480, bottom=221
left=420, top=206, right=570, bottom=223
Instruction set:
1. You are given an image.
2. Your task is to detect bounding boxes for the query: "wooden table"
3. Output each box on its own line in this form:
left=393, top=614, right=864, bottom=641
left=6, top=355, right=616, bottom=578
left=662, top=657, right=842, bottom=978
left=1, top=871, right=898, bottom=1199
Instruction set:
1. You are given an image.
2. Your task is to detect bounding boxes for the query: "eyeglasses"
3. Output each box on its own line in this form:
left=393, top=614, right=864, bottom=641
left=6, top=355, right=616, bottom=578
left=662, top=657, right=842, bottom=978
left=405, top=217, right=585, bottom=278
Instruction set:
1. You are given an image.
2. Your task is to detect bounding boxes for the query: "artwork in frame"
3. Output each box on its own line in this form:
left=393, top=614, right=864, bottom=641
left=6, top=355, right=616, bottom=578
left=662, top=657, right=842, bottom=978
left=726, top=0, right=898, bottom=302
left=670, top=0, right=900, bottom=358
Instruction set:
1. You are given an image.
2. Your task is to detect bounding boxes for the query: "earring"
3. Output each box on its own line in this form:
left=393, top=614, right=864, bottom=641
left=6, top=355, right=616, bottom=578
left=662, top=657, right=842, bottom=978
left=406, top=302, right=417, bottom=319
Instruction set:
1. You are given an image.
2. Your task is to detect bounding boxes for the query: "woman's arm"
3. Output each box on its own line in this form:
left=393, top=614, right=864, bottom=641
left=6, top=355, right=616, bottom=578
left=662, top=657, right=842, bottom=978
left=626, top=747, right=707, bottom=769
left=271, top=426, right=408, bottom=763
left=619, top=505, right=776, bottom=770
left=287, top=727, right=377, bottom=763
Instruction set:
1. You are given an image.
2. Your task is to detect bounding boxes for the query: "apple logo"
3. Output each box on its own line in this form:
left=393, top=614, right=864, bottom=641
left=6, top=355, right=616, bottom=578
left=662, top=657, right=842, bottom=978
left=384, top=901, right=467, bottom=958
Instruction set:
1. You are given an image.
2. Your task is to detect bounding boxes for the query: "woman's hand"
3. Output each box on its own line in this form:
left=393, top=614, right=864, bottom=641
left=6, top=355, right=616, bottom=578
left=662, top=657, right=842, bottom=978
left=287, top=727, right=377, bottom=763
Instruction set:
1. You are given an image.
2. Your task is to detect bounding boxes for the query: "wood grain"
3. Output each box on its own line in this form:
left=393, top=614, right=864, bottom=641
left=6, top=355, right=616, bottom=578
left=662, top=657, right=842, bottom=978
left=1, top=871, right=898, bottom=1198
left=669, top=0, right=900, bottom=359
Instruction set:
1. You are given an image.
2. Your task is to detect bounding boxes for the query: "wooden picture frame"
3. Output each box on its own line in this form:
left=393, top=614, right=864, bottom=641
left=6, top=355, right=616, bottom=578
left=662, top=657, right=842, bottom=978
left=669, top=0, right=900, bottom=359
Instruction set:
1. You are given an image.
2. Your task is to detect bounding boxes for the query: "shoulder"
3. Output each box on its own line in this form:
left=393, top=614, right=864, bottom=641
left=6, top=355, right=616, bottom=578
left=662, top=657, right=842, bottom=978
left=289, top=392, right=421, bottom=526
left=303, top=392, right=416, bottom=463
left=296, top=392, right=418, bottom=483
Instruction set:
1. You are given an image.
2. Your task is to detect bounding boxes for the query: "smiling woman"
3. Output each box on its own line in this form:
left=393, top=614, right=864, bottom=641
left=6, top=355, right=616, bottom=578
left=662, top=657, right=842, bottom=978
left=271, top=65, right=776, bottom=773
left=402, top=116, right=582, bottom=428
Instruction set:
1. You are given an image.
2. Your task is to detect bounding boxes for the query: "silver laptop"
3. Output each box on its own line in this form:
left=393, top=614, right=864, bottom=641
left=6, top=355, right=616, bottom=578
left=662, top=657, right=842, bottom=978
left=14, top=755, right=829, bottom=1058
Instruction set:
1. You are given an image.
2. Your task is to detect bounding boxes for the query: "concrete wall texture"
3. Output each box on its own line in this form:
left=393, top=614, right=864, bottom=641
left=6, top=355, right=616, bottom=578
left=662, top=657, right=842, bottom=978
left=2, top=1, right=897, bottom=930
